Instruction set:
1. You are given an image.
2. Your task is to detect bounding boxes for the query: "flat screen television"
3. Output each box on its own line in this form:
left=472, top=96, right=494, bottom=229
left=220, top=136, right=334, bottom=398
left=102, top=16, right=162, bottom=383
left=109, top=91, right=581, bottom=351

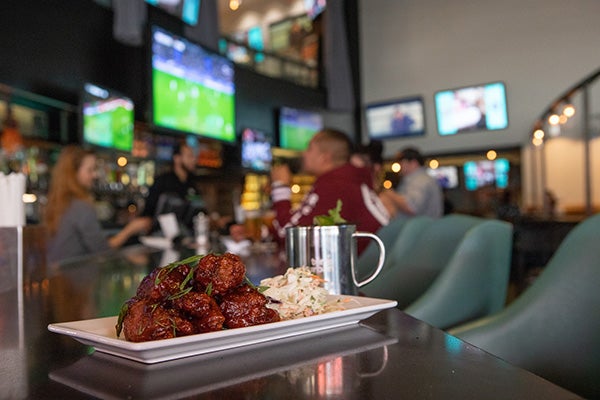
left=434, top=81, right=508, bottom=135
left=304, top=0, right=326, bottom=19
left=463, top=158, right=510, bottom=191
left=426, top=166, right=459, bottom=189
left=145, top=0, right=200, bottom=26
left=241, top=127, right=272, bottom=172
left=365, top=96, right=425, bottom=140
left=278, top=106, right=323, bottom=151
left=150, top=26, right=236, bottom=143
left=81, top=83, right=134, bottom=152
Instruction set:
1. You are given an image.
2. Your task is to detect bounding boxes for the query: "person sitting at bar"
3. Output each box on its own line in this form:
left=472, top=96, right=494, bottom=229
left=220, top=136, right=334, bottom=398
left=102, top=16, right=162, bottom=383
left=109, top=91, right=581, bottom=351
left=379, top=146, right=443, bottom=219
left=44, top=146, right=147, bottom=264
left=270, top=128, right=390, bottom=254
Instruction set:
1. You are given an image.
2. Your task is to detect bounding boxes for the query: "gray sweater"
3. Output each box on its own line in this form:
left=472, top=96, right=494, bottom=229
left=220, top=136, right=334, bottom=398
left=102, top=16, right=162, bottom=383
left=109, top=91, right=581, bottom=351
left=46, top=199, right=110, bottom=264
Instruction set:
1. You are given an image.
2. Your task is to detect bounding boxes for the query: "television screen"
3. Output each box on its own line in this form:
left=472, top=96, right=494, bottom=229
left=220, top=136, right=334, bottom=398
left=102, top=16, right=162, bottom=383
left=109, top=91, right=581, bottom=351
left=269, top=15, right=318, bottom=65
left=81, top=83, right=134, bottom=152
left=278, top=106, right=323, bottom=151
left=145, top=0, right=200, bottom=26
left=427, top=166, right=459, bottom=189
left=463, top=158, right=510, bottom=191
left=434, top=81, right=508, bottom=135
left=304, top=0, right=326, bottom=19
left=241, top=128, right=272, bottom=172
left=151, top=26, right=236, bottom=143
left=365, top=96, right=425, bottom=139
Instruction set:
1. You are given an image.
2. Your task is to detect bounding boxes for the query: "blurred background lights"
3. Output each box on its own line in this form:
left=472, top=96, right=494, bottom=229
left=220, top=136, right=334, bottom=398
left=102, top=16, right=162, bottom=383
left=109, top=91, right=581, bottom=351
left=534, top=129, right=545, bottom=139
left=548, top=114, right=560, bottom=125
left=486, top=150, right=497, bottom=161
left=563, top=104, right=576, bottom=117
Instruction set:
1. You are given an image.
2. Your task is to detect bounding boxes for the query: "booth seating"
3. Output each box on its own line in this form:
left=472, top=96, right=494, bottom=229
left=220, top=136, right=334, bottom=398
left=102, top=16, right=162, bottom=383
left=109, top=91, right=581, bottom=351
left=404, top=219, right=513, bottom=329
left=448, top=213, right=600, bottom=399
left=360, top=214, right=484, bottom=308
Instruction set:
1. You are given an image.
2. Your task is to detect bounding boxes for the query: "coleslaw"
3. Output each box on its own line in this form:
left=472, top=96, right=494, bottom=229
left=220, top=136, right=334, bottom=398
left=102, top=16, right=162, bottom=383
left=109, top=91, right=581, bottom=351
left=259, top=267, right=345, bottom=320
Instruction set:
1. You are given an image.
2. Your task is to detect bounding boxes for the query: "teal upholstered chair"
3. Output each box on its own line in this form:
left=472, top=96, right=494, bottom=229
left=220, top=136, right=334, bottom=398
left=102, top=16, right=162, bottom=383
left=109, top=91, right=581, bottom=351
left=356, top=214, right=412, bottom=279
left=359, top=216, right=433, bottom=292
left=361, top=214, right=484, bottom=308
left=404, top=219, right=513, bottom=330
left=449, top=213, right=600, bottom=399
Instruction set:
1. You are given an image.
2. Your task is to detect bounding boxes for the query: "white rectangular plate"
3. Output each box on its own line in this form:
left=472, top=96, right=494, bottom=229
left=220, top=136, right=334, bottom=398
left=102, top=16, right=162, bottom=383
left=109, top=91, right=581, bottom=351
left=48, top=295, right=397, bottom=364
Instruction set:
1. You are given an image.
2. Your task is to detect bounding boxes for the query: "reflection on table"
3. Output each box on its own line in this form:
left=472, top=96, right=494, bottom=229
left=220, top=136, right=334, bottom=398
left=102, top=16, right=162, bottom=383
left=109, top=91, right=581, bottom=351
left=0, top=240, right=580, bottom=399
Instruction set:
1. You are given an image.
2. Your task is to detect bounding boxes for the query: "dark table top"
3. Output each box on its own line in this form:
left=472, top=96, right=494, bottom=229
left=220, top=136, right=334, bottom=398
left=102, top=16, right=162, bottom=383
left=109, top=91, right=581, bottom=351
left=0, top=243, right=580, bottom=399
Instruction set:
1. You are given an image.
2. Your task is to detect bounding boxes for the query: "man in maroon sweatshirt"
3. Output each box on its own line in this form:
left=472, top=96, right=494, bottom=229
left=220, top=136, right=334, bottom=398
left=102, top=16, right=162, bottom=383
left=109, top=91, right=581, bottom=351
left=270, top=128, right=389, bottom=254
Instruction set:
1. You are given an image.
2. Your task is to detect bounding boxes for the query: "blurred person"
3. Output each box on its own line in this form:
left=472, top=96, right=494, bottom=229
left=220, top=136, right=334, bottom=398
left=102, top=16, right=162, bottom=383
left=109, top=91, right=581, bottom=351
left=0, top=106, right=24, bottom=155
left=379, top=147, right=443, bottom=219
left=134, top=142, right=202, bottom=236
left=44, top=146, right=147, bottom=264
left=390, top=107, right=414, bottom=133
left=350, top=139, right=384, bottom=192
left=270, top=128, right=389, bottom=254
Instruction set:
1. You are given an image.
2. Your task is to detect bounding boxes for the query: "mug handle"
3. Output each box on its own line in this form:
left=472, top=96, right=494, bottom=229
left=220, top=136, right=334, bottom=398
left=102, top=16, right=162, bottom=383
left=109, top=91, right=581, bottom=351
left=352, top=232, right=385, bottom=287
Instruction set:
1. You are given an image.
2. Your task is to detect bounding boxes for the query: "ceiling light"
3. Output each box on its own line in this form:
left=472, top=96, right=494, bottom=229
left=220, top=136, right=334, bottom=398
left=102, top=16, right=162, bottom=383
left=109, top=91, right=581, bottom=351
left=563, top=104, right=576, bottom=118
left=548, top=114, right=560, bottom=125
left=533, top=129, right=545, bottom=139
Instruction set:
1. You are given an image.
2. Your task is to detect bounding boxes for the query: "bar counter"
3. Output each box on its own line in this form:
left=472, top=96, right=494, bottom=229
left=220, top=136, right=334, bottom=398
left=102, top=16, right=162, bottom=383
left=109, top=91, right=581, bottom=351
left=0, top=241, right=580, bottom=399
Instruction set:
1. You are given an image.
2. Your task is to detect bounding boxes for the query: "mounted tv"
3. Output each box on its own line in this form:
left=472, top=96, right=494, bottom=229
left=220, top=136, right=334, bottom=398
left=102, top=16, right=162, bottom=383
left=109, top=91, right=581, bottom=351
left=150, top=26, right=236, bottom=143
left=463, top=158, right=510, bottom=191
left=241, top=127, right=272, bottom=172
left=278, top=106, right=323, bottom=151
left=304, top=0, right=326, bottom=19
left=365, top=96, right=425, bottom=140
left=427, top=166, right=459, bottom=189
left=81, top=83, right=134, bottom=152
left=145, top=0, right=200, bottom=26
left=434, top=81, right=508, bottom=135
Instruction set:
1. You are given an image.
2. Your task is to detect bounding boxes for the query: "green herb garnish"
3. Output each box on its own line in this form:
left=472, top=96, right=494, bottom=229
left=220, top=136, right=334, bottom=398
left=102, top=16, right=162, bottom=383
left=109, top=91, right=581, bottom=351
left=313, top=199, right=347, bottom=226
left=167, top=286, right=193, bottom=301
left=154, top=254, right=204, bottom=286
left=115, top=302, right=129, bottom=337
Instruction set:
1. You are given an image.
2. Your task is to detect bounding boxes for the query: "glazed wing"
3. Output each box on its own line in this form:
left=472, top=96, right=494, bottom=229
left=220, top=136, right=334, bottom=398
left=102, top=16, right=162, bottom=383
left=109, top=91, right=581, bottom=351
left=194, top=253, right=246, bottom=295
left=219, top=284, right=281, bottom=328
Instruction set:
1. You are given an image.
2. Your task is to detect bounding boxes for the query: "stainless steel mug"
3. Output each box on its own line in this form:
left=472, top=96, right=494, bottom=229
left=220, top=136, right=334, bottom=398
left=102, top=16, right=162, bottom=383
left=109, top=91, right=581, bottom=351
left=285, top=224, right=385, bottom=295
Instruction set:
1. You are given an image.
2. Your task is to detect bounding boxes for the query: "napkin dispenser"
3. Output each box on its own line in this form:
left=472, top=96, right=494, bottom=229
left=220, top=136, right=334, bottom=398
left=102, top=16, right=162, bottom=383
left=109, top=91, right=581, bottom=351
left=0, top=172, right=26, bottom=227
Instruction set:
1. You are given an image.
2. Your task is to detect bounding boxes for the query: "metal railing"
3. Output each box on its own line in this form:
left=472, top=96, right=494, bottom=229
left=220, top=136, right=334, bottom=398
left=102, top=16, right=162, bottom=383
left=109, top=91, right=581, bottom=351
left=219, top=37, right=320, bottom=89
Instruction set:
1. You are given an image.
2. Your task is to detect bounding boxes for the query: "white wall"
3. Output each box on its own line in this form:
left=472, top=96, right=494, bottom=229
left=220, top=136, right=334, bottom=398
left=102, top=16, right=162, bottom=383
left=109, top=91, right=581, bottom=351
left=359, top=0, right=600, bottom=211
left=359, top=0, right=600, bottom=156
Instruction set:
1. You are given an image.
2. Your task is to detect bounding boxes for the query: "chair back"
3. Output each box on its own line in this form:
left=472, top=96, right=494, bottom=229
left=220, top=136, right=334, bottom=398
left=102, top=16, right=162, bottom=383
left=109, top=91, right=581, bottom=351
left=362, top=214, right=483, bottom=308
left=405, top=219, right=513, bottom=329
left=356, top=214, right=411, bottom=279
left=449, top=213, right=600, bottom=399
